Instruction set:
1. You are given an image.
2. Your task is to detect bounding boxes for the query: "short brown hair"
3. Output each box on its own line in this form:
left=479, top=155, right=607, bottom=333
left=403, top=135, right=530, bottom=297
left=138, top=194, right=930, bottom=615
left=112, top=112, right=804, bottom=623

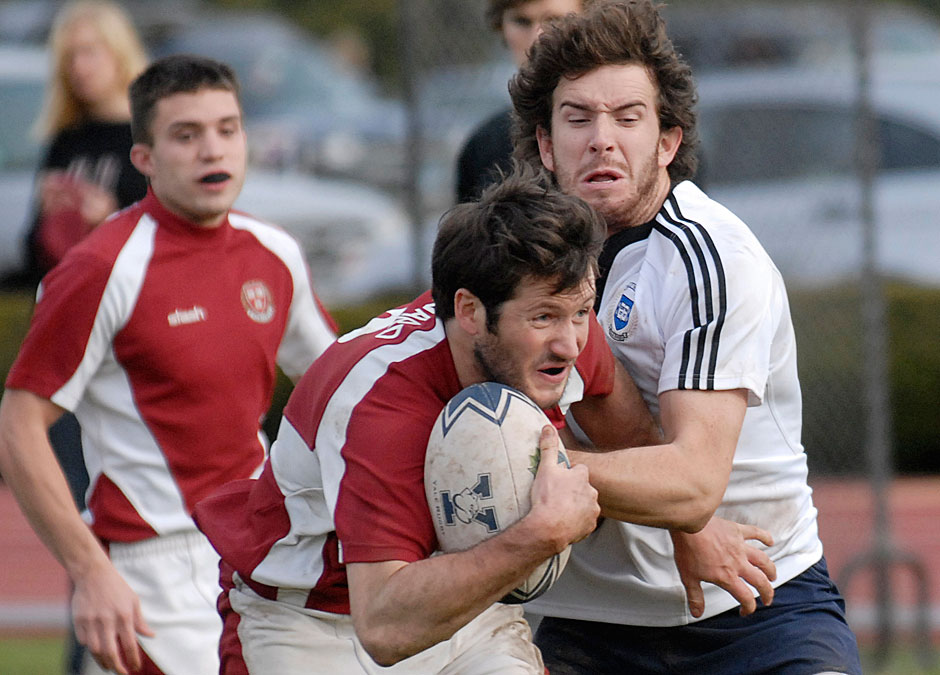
left=129, top=54, right=241, bottom=145
left=432, top=162, right=604, bottom=330
left=509, top=0, right=699, bottom=183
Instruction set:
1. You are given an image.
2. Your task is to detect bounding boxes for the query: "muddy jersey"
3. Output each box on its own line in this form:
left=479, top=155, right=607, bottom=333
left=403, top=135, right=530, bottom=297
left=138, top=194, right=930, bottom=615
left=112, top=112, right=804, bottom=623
left=194, top=292, right=615, bottom=614
left=7, top=190, right=336, bottom=542
left=528, top=181, right=823, bottom=626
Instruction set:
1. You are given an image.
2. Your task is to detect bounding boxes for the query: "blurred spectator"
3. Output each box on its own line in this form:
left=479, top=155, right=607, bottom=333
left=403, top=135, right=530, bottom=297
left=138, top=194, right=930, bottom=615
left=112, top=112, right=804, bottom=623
left=21, top=4, right=147, bottom=672
left=26, top=0, right=148, bottom=283
left=454, top=0, right=582, bottom=204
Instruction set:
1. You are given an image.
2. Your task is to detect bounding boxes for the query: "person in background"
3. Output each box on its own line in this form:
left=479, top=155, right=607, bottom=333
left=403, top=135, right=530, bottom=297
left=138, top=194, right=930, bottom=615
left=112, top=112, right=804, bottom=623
left=27, top=0, right=149, bottom=281
left=20, top=6, right=148, bottom=671
left=455, top=0, right=582, bottom=204
left=0, top=54, right=336, bottom=675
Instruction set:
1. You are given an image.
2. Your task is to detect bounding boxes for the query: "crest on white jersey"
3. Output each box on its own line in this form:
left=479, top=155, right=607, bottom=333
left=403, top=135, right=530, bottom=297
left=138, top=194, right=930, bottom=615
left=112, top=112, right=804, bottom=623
left=607, top=282, right=636, bottom=343
left=241, top=280, right=275, bottom=323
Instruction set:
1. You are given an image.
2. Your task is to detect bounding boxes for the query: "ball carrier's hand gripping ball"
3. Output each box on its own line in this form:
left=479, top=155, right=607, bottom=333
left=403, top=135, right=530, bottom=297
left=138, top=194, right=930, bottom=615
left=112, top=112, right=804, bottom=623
left=425, top=382, right=571, bottom=603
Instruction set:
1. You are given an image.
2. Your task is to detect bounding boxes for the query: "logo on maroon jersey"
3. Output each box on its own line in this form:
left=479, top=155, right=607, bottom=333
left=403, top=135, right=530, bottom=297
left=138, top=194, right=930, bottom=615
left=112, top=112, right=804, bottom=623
left=241, top=280, right=275, bottom=323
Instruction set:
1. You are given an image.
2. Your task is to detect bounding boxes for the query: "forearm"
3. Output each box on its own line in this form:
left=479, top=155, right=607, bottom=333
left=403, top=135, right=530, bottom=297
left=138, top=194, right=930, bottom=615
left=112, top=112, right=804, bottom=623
left=0, top=390, right=110, bottom=579
left=570, top=442, right=723, bottom=531
left=572, top=389, right=747, bottom=531
left=350, top=518, right=559, bottom=666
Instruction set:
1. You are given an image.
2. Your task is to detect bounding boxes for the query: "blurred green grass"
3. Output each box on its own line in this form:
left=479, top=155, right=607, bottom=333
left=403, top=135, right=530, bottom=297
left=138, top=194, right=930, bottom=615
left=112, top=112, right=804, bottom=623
left=0, top=636, right=65, bottom=674
left=0, top=635, right=937, bottom=673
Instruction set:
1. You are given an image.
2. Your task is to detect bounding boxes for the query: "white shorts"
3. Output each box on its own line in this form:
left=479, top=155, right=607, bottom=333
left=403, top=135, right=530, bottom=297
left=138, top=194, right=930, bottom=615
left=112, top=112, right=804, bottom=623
left=82, top=530, right=223, bottom=675
left=228, top=576, right=544, bottom=674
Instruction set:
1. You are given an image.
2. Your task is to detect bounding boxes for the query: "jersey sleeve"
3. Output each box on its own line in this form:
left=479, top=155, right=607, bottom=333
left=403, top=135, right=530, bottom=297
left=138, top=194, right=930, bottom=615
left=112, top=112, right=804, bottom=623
left=6, top=247, right=121, bottom=409
left=276, top=253, right=338, bottom=382
left=658, top=233, right=776, bottom=406
left=333, top=373, right=444, bottom=565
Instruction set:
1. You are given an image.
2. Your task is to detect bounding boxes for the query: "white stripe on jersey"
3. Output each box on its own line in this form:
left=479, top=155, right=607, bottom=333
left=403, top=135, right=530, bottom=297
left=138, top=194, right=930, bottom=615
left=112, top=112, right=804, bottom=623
left=655, top=194, right=728, bottom=392
left=59, top=214, right=194, bottom=534
left=52, top=213, right=156, bottom=411
left=254, top=321, right=447, bottom=587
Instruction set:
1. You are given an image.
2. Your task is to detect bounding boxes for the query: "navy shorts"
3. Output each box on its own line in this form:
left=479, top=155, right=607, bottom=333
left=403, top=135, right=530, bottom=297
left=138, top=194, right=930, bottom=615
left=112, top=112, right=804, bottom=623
left=535, top=557, right=862, bottom=675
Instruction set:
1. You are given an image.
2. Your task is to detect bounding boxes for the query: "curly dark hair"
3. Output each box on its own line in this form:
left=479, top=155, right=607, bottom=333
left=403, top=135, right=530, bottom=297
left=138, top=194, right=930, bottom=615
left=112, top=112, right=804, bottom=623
left=432, top=162, right=604, bottom=331
left=509, top=0, right=699, bottom=183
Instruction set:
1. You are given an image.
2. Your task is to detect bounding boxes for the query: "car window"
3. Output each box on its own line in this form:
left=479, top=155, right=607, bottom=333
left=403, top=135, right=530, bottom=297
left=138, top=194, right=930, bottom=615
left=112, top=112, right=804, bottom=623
left=880, top=116, right=940, bottom=170
left=699, top=103, right=940, bottom=185
left=0, top=80, right=43, bottom=170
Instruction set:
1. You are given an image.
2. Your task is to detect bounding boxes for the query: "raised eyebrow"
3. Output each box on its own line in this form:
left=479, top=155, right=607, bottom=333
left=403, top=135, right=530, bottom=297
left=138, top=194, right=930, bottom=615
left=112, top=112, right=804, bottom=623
left=558, top=100, right=647, bottom=114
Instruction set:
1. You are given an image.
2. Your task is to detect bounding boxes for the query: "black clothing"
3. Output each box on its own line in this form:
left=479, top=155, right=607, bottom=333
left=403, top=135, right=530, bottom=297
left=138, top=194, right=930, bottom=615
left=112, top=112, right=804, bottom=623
left=20, top=119, right=146, bottom=284
left=455, top=108, right=514, bottom=204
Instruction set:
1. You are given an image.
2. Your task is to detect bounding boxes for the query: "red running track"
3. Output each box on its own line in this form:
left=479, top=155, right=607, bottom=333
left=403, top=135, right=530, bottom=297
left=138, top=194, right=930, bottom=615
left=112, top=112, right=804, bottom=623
left=1, top=478, right=939, bottom=639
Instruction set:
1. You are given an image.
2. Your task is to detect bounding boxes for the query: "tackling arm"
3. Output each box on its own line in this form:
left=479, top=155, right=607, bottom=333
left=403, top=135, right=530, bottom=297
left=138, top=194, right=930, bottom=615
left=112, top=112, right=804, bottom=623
left=570, top=387, right=777, bottom=614
left=569, top=387, right=746, bottom=531
left=0, top=389, right=152, bottom=675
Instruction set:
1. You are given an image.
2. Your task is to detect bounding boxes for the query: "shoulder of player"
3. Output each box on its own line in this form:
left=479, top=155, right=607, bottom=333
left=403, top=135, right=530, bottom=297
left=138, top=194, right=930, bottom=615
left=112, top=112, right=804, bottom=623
left=227, top=209, right=308, bottom=265
left=459, top=108, right=513, bottom=159
left=651, top=182, right=767, bottom=266
left=285, top=332, right=453, bottom=444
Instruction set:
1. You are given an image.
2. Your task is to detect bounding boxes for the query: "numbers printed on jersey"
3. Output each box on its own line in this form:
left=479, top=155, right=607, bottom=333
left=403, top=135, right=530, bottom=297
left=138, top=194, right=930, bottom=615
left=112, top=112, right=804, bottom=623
left=338, top=302, right=436, bottom=343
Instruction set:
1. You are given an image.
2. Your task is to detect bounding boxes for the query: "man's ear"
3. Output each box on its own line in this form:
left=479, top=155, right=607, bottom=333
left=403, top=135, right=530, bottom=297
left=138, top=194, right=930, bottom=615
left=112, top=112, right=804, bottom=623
left=453, top=288, right=487, bottom=337
left=536, top=125, right=555, bottom=173
left=658, top=126, right=682, bottom=169
left=129, top=143, right=153, bottom=178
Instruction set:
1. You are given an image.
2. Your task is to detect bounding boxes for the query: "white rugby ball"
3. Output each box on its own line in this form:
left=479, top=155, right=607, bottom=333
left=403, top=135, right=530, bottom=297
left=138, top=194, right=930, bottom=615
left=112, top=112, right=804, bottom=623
left=425, top=381, right=571, bottom=603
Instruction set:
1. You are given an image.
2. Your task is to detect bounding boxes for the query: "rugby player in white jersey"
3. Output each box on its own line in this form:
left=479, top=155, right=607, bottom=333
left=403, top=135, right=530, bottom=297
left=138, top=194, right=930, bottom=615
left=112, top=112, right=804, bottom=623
left=508, top=2, right=862, bottom=673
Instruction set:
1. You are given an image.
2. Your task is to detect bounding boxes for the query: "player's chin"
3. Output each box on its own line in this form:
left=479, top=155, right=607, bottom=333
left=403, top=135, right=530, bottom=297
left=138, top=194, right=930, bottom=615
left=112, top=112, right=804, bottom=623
left=526, top=373, right=569, bottom=409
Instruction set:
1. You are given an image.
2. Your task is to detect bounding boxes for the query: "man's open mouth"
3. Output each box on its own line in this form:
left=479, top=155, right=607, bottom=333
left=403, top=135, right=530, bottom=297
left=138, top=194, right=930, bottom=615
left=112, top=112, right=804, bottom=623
left=200, top=172, right=231, bottom=184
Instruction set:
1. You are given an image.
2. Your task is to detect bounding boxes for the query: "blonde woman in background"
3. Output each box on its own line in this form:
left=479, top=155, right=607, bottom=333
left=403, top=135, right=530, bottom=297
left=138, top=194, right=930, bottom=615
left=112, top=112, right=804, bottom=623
left=27, top=0, right=148, bottom=280
left=24, top=5, right=147, bottom=673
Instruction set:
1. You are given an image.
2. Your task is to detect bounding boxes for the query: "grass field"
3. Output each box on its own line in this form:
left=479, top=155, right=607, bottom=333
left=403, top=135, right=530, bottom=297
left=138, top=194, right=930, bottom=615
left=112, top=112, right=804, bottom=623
left=0, top=636, right=937, bottom=674
left=0, top=636, right=65, bottom=674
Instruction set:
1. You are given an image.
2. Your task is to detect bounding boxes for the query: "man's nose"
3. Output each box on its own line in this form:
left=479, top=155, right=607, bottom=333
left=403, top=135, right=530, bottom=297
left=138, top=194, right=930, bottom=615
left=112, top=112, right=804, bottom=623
left=589, top=115, right=616, bottom=154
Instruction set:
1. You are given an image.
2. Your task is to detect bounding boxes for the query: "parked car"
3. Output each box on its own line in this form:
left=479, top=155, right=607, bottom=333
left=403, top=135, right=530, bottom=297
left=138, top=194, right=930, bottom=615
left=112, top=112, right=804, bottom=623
left=0, top=43, right=418, bottom=305
left=663, top=1, right=940, bottom=73
left=152, top=13, right=406, bottom=188
left=0, top=44, right=46, bottom=279
left=0, top=0, right=201, bottom=46
left=695, top=51, right=940, bottom=287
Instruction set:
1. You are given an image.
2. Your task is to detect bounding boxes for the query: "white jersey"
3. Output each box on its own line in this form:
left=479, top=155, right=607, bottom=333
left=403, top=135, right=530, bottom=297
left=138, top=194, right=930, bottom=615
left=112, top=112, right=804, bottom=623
left=529, top=181, right=823, bottom=626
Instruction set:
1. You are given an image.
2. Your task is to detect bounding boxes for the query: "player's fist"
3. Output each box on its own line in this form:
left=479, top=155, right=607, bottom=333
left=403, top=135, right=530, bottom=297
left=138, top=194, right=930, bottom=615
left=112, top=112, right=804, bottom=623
left=529, top=425, right=600, bottom=550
